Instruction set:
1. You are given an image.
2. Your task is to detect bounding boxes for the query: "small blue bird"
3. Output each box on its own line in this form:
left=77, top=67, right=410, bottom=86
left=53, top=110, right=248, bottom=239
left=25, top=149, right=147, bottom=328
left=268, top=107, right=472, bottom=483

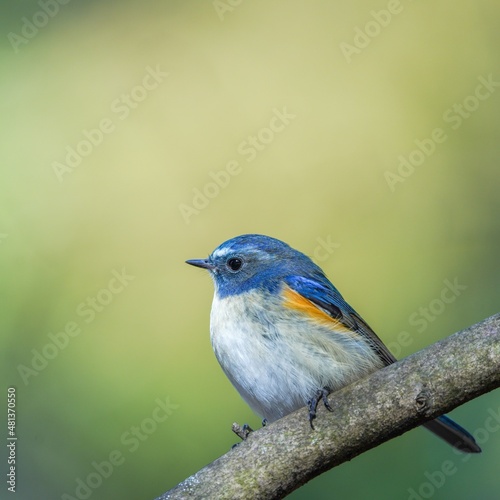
left=186, top=234, right=480, bottom=453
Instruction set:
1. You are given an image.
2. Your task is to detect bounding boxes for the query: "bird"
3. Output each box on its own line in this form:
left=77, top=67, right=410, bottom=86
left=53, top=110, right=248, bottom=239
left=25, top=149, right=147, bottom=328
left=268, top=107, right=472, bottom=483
left=186, top=234, right=481, bottom=453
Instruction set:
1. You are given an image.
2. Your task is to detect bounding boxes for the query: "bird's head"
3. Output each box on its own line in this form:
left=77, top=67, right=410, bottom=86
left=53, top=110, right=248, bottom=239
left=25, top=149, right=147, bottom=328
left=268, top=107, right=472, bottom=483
left=186, top=234, right=321, bottom=298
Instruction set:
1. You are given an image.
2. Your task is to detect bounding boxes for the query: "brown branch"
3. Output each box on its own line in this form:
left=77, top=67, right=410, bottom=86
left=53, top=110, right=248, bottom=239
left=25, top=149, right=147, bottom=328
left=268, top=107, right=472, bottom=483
left=156, top=313, right=500, bottom=500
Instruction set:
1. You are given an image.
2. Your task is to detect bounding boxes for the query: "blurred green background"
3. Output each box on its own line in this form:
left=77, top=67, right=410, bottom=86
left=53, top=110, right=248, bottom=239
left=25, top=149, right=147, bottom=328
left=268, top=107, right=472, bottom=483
left=1, top=1, right=500, bottom=499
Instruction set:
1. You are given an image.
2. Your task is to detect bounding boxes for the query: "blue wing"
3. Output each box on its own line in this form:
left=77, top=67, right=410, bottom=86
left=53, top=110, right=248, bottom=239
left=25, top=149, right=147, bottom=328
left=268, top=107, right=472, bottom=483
left=285, top=274, right=481, bottom=452
left=284, top=274, right=396, bottom=366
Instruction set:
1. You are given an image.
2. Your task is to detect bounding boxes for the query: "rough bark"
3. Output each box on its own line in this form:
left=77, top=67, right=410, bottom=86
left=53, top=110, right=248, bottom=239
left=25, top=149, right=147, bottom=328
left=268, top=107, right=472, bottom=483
left=156, top=313, right=500, bottom=500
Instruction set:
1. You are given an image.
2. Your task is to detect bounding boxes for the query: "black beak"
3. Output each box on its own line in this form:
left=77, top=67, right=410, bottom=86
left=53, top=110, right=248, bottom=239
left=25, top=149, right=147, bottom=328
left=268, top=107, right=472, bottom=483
left=186, top=259, right=214, bottom=270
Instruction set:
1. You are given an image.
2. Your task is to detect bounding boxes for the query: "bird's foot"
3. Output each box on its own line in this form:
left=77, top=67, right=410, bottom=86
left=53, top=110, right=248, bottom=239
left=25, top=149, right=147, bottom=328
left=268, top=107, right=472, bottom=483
left=307, top=387, right=333, bottom=429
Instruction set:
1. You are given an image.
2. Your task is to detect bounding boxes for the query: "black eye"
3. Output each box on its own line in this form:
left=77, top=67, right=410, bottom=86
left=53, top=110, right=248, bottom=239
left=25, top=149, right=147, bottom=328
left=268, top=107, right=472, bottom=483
left=227, top=257, right=243, bottom=272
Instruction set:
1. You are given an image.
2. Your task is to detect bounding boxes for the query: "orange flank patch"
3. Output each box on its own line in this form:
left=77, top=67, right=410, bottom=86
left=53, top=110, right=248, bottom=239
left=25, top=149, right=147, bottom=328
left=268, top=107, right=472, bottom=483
left=282, top=286, right=354, bottom=335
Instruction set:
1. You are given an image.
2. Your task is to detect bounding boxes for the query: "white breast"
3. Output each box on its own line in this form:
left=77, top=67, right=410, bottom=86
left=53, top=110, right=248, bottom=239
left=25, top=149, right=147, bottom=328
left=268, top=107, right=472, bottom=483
left=209, top=290, right=383, bottom=422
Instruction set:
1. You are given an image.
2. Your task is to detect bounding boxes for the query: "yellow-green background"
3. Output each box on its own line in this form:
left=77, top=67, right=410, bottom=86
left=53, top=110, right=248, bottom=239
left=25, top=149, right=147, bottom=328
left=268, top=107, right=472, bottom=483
left=1, top=1, right=499, bottom=499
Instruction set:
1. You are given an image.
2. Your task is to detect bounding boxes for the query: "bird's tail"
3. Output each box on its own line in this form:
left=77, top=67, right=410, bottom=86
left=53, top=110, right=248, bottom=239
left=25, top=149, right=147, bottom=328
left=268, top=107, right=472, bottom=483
left=423, top=415, right=481, bottom=453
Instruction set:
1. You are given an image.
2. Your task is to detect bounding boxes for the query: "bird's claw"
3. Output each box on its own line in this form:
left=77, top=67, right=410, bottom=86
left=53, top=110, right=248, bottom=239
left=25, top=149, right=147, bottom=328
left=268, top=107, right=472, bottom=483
left=308, top=388, right=333, bottom=429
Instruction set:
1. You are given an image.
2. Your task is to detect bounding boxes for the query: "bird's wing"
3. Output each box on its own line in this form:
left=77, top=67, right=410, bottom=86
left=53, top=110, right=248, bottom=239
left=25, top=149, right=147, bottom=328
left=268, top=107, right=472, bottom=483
left=284, top=275, right=396, bottom=366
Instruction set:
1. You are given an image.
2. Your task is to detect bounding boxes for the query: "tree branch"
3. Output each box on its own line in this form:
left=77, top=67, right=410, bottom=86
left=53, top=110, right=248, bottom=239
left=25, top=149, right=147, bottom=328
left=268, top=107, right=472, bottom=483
left=156, top=313, right=500, bottom=500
